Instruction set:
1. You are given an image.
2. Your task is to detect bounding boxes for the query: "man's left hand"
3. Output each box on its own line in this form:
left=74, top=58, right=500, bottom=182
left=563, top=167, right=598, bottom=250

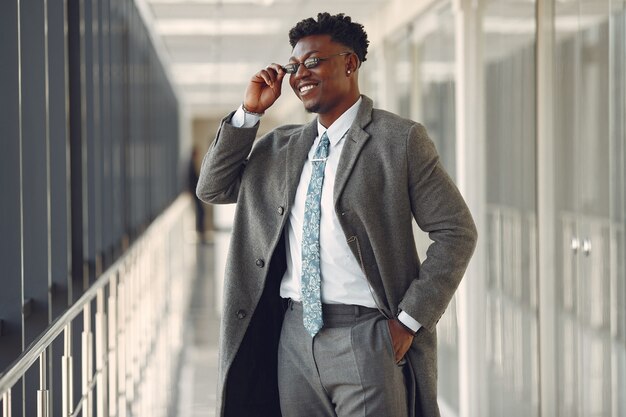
left=387, top=319, right=415, bottom=364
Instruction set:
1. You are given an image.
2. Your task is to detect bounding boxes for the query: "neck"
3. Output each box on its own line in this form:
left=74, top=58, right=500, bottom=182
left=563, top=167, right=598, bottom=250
left=318, top=92, right=360, bottom=128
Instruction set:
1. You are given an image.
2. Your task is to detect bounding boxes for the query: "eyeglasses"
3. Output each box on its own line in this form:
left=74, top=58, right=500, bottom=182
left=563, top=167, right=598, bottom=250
left=282, top=51, right=352, bottom=74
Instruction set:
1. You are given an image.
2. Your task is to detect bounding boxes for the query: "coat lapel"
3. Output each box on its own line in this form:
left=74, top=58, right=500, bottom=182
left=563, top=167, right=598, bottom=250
left=285, top=118, right=317, bottom=207
left=333, top=96, right=374, bottom=206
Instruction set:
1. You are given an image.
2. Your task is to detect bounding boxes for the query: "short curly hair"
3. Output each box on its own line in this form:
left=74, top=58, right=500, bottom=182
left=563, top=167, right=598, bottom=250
left=288, top=12, right=369, bottom=64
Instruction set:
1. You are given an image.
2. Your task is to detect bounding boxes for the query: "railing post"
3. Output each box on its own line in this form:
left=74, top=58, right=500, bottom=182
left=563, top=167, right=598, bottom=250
left=142, top=242, right=150, bottom=416
left=125, top=257, right=134, bottom=415
left=117, top=266, right=127, bottom=417
left=2, top=389, right=11, bottom=417
left=96, top=288, right=108, bottom=417
left=0, top=197, right=193, bottom=417
left=82, top=303, right=93, bottom=417
left=37, top=350, right=50, bottom=417
left=137, top=246, right=144, bottom=416
left=108, top=272, right=118, bottom=417
left=126, top=252, right=136, bottom=416
left=149, top=238, right=158, bottom=416
left=62, top=325, right=73, bottom=417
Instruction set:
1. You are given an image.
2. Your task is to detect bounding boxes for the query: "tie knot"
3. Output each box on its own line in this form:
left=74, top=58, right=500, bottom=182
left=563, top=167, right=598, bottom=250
left=315, top=132, right=330, bottom=160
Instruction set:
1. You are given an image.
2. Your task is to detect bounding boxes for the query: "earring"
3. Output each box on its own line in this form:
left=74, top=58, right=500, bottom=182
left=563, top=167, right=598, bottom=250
left=347, top=70, right=351, bottom=74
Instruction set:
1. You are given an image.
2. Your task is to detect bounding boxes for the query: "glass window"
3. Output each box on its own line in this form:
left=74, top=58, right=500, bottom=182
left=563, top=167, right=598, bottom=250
left=360, top=49, right=382, bottom=105
left=552, top=0, right=625, bottom=414
left=403, top=4, right=460, bottom=410
left=411, top=8, right=457, bottom=180
left=482, top=0, right=539, bottom=414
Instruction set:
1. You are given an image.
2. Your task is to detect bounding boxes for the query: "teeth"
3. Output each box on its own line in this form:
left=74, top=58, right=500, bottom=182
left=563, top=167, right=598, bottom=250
left=300, top=85, right=315, bottom=93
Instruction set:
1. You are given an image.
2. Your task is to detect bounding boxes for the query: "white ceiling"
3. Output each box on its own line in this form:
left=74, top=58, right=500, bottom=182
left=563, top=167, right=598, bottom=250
left=142, top=0, right=391, bottom=119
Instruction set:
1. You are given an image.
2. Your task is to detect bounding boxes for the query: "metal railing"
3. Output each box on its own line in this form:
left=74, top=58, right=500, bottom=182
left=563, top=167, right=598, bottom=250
left=0, top=195, right=196, bottom=417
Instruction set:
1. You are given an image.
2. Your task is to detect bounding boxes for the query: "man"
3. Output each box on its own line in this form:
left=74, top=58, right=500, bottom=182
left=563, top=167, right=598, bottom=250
left=197, top=12, right=477, bottom=417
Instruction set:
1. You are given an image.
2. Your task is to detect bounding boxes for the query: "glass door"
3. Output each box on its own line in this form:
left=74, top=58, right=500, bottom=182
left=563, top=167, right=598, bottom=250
left=552, top=0, right=625, bottom=414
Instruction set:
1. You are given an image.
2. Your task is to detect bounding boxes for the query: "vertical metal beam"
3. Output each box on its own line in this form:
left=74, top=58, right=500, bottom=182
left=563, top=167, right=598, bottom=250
left=80, top=0, right=97, bottom=291
left=453, top=0, right=487, bottom=415
left=19, top=1, right=51, bottom=413
left=47, top=0, right=72, bottom=317
left=109, top=0, right=123, bottom=256
left=0, top=0, right=25, bottom=378
left=20, top=0, right=52, bottom=345
left=91, top=0, right=103, bottom=278
left=69, top=0, right=86, bottom=301
left=536, top=0, right=557, bottom=414
left=46, top=0, right=72, bottom=412
left=100, top=0, right=113, bottom=267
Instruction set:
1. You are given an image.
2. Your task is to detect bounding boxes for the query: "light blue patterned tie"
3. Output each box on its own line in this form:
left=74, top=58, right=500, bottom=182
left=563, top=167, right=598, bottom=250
left=301, top=132, right=330, bottom=337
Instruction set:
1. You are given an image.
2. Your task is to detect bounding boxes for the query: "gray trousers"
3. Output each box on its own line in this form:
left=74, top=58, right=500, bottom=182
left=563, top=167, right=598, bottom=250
left=278, top=300, right=409, bottom=417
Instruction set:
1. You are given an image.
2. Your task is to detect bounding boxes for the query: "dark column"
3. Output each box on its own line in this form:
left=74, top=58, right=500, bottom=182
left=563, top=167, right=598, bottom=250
left=0, top=0, right=23, bottom=383
left=100, top=0, right=115, bottom=269
left=68, top=0, right=88, bottom=407
left=47, top=1, right=72, bottom=415
left=68, top=0, right=85, bottom=301
left=20, top=0, right=50, bottom=352
left=48, top=0, right=72, bottom=325
left=20, top=0, right=52, bottom=414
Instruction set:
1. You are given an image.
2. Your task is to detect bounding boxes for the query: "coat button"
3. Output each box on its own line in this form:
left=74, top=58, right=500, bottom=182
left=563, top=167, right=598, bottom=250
left=255, top=259, right=265, bottom=268
left=236, top=309, right=247, bottom=319
left=278, top=206, right=285, bottom=215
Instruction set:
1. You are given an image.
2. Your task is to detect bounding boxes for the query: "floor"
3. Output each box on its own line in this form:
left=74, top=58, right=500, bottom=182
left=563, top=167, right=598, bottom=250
left=174, top=240, right=220, bottom=417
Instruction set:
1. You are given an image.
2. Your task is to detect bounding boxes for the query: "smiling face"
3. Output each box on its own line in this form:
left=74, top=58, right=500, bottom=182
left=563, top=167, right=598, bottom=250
left=288, top=34, right=360, bottom=127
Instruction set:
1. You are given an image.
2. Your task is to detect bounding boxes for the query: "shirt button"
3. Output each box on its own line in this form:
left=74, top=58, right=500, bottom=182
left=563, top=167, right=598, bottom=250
left=255, top=259, right=265, bottom=268
left=278, top=206, right=285, bottom=215
left=236, top=309, right=247, bottom=319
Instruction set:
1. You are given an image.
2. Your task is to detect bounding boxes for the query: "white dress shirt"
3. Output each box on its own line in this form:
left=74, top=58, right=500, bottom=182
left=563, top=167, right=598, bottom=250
left=230, top=99, right=420, bottom=332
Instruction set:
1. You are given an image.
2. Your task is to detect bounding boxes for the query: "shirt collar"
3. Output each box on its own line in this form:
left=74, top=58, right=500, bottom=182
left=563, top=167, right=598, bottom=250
left=316, top=97, right=362, bottom=147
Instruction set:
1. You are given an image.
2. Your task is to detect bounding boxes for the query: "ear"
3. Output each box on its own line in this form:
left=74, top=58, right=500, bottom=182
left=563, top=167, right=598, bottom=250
left=346, top=53, right=359, bottom=75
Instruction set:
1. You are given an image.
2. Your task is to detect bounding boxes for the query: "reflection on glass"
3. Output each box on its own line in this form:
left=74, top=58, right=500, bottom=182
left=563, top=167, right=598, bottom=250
left=398, top=5, right=461, bottom=411
left=413, top=9, right=457, bottom=180
left=553, top=0, right=626, bottom=414
left=360, top=50, right=381, bottom=105
left=482, top=0, right=539, bottom=413
left=391, top=31, right=413, bottom=119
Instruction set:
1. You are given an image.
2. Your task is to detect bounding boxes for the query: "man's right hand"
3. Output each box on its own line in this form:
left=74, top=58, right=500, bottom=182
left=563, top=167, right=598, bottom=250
left=243, top=63, right=286, bottom=114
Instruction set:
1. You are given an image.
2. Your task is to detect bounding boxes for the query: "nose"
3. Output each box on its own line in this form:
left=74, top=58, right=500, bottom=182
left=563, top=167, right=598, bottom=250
left=292, top=63, right=311, bottom=80
left=290, top=64, right=307, bottom=89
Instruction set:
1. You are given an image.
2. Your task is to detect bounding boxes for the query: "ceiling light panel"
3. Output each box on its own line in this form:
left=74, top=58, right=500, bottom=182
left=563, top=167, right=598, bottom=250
left=148, top=0, right=274, bottom=4
left=155, top=18, right=282, bottom=36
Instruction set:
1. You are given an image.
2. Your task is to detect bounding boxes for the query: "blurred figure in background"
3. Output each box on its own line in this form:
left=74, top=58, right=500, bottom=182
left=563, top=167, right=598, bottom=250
left=188, top=146, right=205, bottom=242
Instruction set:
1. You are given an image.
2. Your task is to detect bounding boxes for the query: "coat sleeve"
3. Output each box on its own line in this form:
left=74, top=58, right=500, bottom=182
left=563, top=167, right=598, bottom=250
left=398, top=123, right=478, bottom=332
left=196, top=113, right=259, bottom=204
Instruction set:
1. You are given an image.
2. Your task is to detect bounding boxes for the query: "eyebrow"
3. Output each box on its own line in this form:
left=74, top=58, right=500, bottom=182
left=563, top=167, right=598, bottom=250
left=288, top=50, right=320, bottom=61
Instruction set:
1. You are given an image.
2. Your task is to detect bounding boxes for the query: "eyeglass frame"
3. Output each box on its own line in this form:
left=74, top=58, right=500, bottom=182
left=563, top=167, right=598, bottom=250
left=282, top=51, right=353, bottom=74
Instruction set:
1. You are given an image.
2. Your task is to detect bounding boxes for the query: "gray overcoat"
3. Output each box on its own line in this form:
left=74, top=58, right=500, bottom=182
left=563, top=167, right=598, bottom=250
left=197, top=96, right=477, bottom=417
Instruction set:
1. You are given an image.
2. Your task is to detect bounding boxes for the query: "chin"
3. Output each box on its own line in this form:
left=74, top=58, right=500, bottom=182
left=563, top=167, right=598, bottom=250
left=303, top=100, right=321, bottom=114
